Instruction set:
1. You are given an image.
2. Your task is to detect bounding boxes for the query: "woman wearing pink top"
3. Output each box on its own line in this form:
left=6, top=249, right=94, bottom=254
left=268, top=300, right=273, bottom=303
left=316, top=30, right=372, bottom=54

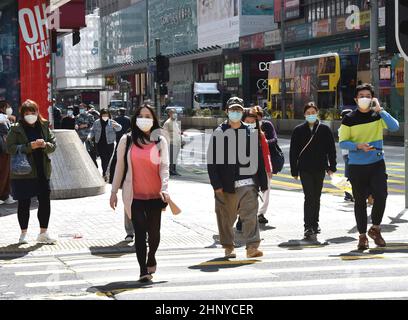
left=110, top=104, right=170, bottom=282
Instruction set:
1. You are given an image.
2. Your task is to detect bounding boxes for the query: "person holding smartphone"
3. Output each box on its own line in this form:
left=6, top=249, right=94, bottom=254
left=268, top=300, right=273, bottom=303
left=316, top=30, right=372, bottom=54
left=339, top=83, right=399, bottom=251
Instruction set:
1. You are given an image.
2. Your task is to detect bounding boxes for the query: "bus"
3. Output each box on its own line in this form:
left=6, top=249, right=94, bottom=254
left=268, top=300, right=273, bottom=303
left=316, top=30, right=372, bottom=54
left=267, top=53, right=358, bottom=119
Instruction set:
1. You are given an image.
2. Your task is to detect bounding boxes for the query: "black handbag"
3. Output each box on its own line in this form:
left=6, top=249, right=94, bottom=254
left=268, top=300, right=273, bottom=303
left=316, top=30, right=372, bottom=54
left=269, top=142, right=284, bottom=174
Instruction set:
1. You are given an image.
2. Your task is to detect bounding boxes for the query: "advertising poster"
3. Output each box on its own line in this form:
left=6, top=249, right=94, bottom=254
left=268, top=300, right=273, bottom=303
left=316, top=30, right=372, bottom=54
left=18, top=0, right=51, bottom=119
left=197, top=0, right=239, bottom=47
left=242, top=0, right=274, bottom=15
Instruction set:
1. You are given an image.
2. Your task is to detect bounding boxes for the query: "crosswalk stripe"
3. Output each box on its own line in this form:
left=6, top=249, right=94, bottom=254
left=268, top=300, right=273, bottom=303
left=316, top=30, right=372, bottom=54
left=88, top=275, right=408, bottom=296
left=245, top=291, right=408, bottom=300
left=25, top=264, right=408, bottom=293
left=1, top=261, right=61, bottom=268
left=15, top=253, right=399, bottom=276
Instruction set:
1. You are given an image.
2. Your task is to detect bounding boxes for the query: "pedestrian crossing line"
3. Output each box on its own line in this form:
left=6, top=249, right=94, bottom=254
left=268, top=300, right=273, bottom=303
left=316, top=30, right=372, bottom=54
left=90, top=274, right=408, bottom=297
left=388, top=187, right=405, bottom=193
left=271, top=180, right=343, bottom=194
left=25, top=263, right=408, bottom=293
left=1, top=261, right=61, bottom=268
left=15, top=253, right=393, bottom=276
left=387, top=162, right=404, bottom=166
left=245, top=290, right=408, bottom=300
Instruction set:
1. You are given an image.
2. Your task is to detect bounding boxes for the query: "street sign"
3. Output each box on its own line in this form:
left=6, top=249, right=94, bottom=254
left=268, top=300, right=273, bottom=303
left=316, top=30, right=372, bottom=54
left=396, top=0, right=408, bottom=61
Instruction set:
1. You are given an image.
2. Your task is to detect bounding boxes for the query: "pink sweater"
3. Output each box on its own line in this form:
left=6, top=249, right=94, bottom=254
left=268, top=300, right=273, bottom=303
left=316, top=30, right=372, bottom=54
left=111, top=135, right=170, bottom=219
left=131, top=143, right=162, bottom=200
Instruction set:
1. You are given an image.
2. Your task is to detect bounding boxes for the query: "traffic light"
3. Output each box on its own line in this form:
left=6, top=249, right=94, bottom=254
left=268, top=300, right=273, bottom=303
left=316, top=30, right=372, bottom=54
left=156, top=54, right=170, bottom=84
left=385, top=0, right=398, bottom=54
left=72, top=30, right=80, bottom=46
left=396, top=0, right=408, bottom=60
left=159, top=83, right=168, bottom=95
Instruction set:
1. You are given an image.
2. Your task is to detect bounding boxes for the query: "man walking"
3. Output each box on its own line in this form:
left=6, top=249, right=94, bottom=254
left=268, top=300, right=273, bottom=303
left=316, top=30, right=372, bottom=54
left=339, top=83, right=399, bottom=250
left=163, top=108, right=182, bottom=176
left=207, top=97, right=268, bottom=258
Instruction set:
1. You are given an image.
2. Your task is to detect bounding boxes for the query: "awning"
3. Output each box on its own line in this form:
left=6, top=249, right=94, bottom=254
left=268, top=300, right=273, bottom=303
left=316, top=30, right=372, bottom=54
left=86, top=45, right=223, bottom=76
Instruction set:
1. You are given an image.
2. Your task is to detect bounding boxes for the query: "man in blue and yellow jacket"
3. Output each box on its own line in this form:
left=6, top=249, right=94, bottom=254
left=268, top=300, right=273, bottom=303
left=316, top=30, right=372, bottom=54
left=339, top=83, right=399, bottom=251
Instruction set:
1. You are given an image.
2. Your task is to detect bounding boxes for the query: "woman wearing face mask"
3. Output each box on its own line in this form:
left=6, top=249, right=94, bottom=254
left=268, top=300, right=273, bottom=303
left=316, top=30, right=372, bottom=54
left=110, top=104, right=170, bottom=282
left=6, top=100, right=57, bottom=244
left=289, top=102, right=337, bottom=241
left=88, top=108, right=122, bottom=179
left=0, top=102, right=17, bottom=205
left=61, top=107, right=76, bottom=130
left=236, top=108, right=273, bottom=231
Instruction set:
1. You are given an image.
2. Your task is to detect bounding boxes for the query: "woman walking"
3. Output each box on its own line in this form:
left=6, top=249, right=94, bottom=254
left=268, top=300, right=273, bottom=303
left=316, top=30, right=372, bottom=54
left=110, top=104, right=170, bottom=282
left=289, top=102, right=337, bottom=241
left=6, top=100, right=57, bottom=244
left=88, top=108, right=122, bottom=178
left=236, top=108, right=273, bottom=231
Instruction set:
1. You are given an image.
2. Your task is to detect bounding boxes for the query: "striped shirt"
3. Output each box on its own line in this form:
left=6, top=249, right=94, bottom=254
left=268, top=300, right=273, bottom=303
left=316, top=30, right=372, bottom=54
left=339, top=109, right=399, bottom=165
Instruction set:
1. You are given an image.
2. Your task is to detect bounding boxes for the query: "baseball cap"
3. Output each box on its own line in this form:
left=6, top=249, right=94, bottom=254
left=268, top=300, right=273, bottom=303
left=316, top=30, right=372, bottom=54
left=226, top=97, right=244, bottom=110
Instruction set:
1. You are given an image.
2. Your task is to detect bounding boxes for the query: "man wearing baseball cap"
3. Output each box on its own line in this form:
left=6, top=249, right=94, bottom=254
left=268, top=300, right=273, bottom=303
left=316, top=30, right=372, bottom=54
left=207, top=97, right=268, bottom=259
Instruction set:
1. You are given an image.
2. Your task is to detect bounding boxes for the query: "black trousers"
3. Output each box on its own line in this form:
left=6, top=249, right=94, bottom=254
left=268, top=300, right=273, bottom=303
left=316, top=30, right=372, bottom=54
left=131, top=199, right=163, bottom=276
left=349, top=160, right=388, bottom=234
left=97, top=143, right=114, bottom=177
left=300, top=170, right=325, bottom=231
left=17, top=192, right=51, bottom=230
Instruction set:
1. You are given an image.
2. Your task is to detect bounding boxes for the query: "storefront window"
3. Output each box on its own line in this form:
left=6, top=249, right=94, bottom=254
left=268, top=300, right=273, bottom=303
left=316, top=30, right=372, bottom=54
left=0, top=0, right=19, bottom=109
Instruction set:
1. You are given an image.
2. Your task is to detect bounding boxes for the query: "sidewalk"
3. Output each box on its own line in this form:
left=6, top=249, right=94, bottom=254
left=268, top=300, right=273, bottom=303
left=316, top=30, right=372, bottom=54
left=1, top=179, right=407, bottom=256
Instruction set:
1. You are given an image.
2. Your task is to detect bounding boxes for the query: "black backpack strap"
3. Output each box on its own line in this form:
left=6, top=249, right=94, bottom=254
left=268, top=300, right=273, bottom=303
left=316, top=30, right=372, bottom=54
left=121, top=134, right=132, bottom=187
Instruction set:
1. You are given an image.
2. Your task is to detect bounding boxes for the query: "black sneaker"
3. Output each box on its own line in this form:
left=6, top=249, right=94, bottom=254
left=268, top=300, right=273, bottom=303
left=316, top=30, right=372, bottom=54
left=236, top=217, right=242, bottom=232
left=303, top=229, right=317, bottom=241
left=258, top=214, right=268, bottom=224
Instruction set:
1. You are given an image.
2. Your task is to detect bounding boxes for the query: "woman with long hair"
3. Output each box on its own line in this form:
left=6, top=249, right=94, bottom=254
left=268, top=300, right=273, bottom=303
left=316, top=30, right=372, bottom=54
left=6, top=100, right=57, bottom=244
left=110, top=104, right=170, bottom=282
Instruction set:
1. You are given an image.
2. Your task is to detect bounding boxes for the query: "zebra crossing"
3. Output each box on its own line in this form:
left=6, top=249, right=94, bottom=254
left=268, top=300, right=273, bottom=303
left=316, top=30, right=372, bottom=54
left=270, top=161, right=405, bottom=195
left=2, top=240, right=408, bottom=300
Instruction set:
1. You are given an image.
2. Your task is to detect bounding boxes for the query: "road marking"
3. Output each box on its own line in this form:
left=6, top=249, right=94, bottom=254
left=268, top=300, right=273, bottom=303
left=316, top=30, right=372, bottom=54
left=1, top=262, right=61, bottom=268
left=90, top=275, right=408, bottom=296
left=246, top=291, right=408, bottom=300
left=24, top=262, right=408, bottom=288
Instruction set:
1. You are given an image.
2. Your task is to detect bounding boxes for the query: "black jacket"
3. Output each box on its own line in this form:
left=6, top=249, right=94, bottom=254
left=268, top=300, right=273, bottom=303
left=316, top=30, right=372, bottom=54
left=207, top=121, right=268, bottom=193
left=114, top=115, right=131, bottom=142
left=289, top=121, right=337, bottom=177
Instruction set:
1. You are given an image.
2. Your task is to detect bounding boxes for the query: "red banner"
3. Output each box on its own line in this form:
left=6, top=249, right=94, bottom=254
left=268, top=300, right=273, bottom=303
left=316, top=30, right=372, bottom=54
left=18, top=0, right=51, bottom=119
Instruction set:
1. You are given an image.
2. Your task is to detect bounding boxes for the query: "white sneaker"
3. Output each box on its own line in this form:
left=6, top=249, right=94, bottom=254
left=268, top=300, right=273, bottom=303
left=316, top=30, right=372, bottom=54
left=0, top=200, right=4, bottom=205
left=18, top=233, right=28, bottom=244
left=4, top=196, right=16, bottom=205
left=37, top=232, right=57, bottom=244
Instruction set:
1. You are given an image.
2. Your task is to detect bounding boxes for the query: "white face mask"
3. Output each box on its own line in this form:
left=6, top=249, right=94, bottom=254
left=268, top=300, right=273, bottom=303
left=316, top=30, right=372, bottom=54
left=136, top=118, right=154, bottom=132
left=6, top=108, right=12, bottom=116
left=244, top=122, right=256, bottom=130
left=102, top=116, right=109, bottom=122
left=171, top=114, right=177, bottom=120
left=24, top=114, right=38, bottom=125
left=357, top=97, right=372, bottom=110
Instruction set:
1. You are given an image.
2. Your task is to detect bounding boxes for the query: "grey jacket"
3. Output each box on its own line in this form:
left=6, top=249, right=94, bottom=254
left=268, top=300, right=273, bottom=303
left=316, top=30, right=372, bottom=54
left=88, top=119, right=122, bottom=144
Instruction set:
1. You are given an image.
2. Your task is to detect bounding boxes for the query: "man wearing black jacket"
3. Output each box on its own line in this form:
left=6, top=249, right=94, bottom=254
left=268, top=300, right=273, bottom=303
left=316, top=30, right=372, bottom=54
left=290, top=102, right=337, bottom=241
left=207, top=97, right=268, bottom=259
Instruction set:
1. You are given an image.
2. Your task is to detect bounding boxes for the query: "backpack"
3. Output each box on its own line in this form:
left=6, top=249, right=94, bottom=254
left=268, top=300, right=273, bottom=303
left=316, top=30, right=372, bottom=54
left=106, top=134, right=132, bottom=188
left=269, top=142, right=284, bottom=174
left=106, top=134, right=162, bottom=187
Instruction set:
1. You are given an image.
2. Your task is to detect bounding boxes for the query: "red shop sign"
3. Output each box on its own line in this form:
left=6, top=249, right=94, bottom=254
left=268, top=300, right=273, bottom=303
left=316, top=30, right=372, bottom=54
left=18, top=0, right=51, bottom=119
